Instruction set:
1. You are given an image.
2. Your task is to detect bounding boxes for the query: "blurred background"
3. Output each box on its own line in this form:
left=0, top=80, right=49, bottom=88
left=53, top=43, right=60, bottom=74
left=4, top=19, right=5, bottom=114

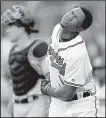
left=1, top=1, right=105, bottom=117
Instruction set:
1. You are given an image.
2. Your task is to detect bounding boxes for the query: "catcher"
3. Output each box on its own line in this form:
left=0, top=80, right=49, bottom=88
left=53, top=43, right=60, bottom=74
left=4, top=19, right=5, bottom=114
left=1, top=5, right=50, bottom=117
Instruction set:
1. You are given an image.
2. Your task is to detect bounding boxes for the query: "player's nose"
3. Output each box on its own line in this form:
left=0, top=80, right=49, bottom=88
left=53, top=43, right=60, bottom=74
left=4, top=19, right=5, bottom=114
left=69, top=15, right=74, bottom=21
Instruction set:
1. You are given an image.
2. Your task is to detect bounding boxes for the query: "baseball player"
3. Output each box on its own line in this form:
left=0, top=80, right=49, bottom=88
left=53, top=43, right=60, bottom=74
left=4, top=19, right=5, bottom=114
left=1, top=5, right=50, bottom=117
left=41, top=6, right=100, bottom=117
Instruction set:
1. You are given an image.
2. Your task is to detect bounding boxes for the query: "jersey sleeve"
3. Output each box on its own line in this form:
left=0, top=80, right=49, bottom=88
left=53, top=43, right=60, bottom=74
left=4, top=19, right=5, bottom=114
left=51, top=24, right=61, bottom=43
left=64, top=58, right=91, bottom=87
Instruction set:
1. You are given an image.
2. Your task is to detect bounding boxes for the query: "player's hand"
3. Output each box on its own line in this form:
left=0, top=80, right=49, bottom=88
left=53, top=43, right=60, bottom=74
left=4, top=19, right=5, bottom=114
left=41, top=79, right=48, bottom=86
left=46, top=77, right=50, bottom=84
left=41, top=80, right=50, bottom=95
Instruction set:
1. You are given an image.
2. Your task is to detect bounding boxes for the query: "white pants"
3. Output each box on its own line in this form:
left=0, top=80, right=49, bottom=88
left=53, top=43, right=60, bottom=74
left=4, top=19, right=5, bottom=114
left=13, top=95, right=50, bottom=117
left=49, top=95, right=100, bottom=117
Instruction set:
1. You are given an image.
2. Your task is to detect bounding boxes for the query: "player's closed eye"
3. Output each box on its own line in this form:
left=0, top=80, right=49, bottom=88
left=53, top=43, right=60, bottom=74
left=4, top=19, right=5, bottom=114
left=71, top=11, right=74, bottom=15
left=69, top=16, right=76, bottom=21
left=71, top=11, right=77, bottom=18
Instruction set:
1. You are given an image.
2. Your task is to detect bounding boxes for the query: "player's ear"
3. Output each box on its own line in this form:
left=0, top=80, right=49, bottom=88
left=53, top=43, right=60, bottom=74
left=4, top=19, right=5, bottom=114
left=78, top=27, right=84, bottom=32
left=80, top=27, right=84, bottom=32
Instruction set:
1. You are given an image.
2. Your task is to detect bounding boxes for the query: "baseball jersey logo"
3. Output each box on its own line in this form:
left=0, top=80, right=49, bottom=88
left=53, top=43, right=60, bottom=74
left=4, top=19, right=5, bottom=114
left=48, top=46, right=66, bottom=76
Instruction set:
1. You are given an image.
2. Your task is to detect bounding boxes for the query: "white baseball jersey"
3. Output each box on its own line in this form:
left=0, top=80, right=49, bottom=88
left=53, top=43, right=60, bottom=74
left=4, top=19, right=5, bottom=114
left=48, top=24, right=99, bottom=117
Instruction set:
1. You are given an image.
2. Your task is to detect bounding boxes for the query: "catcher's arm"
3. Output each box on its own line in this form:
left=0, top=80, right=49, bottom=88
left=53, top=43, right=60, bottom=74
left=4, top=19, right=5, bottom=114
left=7, top=83, right=14, bottom=117
left=28, top=40, right=49, bottom=78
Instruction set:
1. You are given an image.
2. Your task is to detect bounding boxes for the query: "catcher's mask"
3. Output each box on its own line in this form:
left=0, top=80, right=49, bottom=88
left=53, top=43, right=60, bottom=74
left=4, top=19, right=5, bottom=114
left=1, top=5, right=38, bottom=34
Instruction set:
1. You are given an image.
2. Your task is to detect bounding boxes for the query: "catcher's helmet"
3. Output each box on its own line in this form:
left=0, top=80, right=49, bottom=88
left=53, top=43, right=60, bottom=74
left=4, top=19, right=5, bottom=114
left=1, top=5, right=34, bottom=27
left=1, top=5, right=39, bottom=33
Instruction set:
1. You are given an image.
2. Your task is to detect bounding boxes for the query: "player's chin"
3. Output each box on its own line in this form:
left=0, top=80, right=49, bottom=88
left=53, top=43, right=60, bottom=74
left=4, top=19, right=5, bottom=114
left=60, top=22, right=65, bottom=28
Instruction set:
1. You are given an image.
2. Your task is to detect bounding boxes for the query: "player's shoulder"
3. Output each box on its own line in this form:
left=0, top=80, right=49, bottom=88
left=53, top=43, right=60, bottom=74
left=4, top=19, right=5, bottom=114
left=66, top=35, right=87, bottom=61
left=1, top=38, right=14, bottom=56
left=52, top=23, right=61, bottom=36
left=67, top=47, right=87, bottom=61
left=1, top=38, right=12, bottom=48
left=53, top=23, right=61, bottom=31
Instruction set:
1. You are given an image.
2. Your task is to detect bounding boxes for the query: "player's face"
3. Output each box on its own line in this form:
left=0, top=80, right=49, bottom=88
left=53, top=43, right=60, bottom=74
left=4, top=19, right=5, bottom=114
left=60, top=8, right=85, bottom=32
left=6, top=25, right=23, bottom=42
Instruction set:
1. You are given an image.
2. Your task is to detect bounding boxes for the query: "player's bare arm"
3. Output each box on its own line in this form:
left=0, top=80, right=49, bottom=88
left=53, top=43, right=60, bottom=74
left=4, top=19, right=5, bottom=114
left=7, top=85, right=13, bottom=117
left=41, top=81, right=77, bottom=101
